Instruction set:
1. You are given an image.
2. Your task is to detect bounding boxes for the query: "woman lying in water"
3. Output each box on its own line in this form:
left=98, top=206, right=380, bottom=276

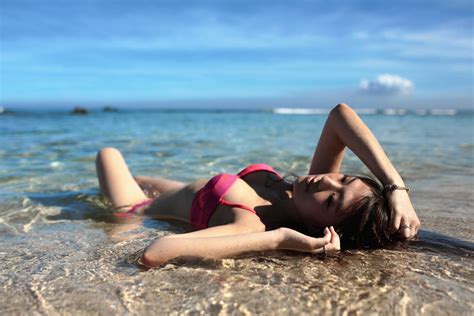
left=95, top=103, right=420, bottom=268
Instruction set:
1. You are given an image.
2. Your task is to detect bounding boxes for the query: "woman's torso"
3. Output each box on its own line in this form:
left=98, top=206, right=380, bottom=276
left=144, top=165, right=287, bottom=231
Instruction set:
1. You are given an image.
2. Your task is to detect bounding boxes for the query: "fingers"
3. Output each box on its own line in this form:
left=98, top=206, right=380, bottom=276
left=407, top=218, right=420, bottom=239
left=323, top=227, right=331, bottom=242
left=413, top=218, right=420, bottom=235
left=411, top=217, right=420, bottom=237
left=396, top=218, right=420, bottom=240
left=329, top=226, right=339, bottom=243
left=398, top=222, right=411, bottom=239
left=389, top=213, right=402, bottom=235
left=320, top=226, right=340, bottom=253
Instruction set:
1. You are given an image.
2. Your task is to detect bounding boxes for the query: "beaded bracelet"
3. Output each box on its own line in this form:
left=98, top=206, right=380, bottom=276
left=383, top=184, right=410, bottom=193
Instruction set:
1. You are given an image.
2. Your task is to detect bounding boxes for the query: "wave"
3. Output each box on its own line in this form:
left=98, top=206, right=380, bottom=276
left=429, top=109, right=458, bottom=116
left=382, top=108, right=407, bottom=115
left=272, top=108, right=465, bottom=116
left=272, top=108, right=330, bottom=115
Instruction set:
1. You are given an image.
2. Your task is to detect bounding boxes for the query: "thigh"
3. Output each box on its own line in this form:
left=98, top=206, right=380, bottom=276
left=134, top=176, right=186, bottom=197
left=96, top=147, right=147, bottom=209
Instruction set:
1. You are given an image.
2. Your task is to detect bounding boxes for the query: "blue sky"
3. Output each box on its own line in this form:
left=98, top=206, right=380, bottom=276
left=1, top=0, right=472, bottom=108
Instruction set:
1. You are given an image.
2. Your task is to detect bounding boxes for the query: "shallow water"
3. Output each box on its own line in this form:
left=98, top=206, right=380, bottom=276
left=1, top=109, right=473, bottom=315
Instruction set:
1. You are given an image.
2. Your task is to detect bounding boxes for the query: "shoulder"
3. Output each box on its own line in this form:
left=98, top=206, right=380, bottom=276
left=224, top=178, right=261, bottom=202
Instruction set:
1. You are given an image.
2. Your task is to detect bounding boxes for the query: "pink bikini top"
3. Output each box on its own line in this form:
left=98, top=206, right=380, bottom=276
left=190, top=164, right=283, bottom=229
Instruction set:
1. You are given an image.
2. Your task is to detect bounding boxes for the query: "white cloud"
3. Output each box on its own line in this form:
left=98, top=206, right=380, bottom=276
left=359, top=74, right=414, bottom=96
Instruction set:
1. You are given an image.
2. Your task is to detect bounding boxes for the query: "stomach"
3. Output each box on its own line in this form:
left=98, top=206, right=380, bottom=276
left=144, top=179, right=209, bottom=223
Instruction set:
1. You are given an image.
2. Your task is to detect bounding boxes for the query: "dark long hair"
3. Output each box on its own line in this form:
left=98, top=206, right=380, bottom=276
left=334, top=175, right=392, bottom=249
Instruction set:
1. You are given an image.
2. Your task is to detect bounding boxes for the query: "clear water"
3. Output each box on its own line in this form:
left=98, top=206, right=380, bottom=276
left=1, top=109, right=473, bottom=314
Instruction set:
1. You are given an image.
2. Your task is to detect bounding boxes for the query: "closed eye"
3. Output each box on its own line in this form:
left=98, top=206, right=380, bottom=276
left=341, top=175, right=357, bottom=185
left=340, top=175, right=348, bottom=184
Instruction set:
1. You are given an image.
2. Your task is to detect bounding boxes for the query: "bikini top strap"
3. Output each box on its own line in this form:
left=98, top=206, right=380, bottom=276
left=237, top=163, right=283, bottom=179
left=220, top=199, right=257, bottom=214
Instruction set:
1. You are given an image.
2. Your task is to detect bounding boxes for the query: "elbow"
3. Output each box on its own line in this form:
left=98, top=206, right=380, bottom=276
left=140, top=241, right=166, bottom=268
left=331, top=103, right=352, bottom=115
left=330, top=103, right=355, bottom=120
left=140, top=249, right=158, bottom=268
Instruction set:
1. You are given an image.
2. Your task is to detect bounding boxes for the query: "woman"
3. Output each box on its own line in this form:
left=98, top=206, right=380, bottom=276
left=95, top=103, right=420, bottom=268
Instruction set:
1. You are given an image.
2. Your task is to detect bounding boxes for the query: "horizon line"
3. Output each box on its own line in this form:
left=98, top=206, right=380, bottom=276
left=1, top=106, right=472, bottom=116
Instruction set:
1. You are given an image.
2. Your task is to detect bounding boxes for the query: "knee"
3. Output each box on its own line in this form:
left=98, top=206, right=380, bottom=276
left=96, top=147, right=122, bottom=163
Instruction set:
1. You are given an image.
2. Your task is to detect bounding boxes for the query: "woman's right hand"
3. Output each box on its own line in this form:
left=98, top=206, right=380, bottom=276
left=277, top=226, right=340, bottom=254
left=387, top=190, right=420, bottom=239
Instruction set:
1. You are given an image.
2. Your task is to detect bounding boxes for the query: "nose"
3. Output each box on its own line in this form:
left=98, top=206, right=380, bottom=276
left=318, top=175, right=342, bottom=192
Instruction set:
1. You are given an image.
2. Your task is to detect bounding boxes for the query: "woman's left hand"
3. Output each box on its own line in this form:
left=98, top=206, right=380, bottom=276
left=277, top=226, right=340, bottom=254
left=323, top=226, right=340, bottom=253
left=388, top=190, right=420, bottom=239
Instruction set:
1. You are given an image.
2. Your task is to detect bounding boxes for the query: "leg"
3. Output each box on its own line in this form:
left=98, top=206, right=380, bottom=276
left=95, top=147, right=147, bottom=210
left=134, top=176, right=186, bottom=198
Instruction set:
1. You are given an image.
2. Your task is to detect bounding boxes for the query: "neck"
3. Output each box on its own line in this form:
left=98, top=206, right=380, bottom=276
left=259, top=181, right=302, bottom=229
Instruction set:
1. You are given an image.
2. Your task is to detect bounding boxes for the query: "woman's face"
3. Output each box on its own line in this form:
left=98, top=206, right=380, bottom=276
left=293, top=173, right=372, bottom=229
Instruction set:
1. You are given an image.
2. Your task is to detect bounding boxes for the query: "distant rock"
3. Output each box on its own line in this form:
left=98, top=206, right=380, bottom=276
left=0, top=107, right=14, bottom=115
left=71, top=107, right=88, bottom=115
left=102, top=106, right=118, bottom=112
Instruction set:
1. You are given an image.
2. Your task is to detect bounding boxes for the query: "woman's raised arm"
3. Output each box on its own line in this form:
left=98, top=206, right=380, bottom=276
left=310, top=103, right=404, bottom=184
left=309, top=103, right=420, bottom=239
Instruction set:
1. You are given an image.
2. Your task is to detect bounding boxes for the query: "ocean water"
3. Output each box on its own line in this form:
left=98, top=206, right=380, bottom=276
left=0, top=108, right=473, bottom=315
